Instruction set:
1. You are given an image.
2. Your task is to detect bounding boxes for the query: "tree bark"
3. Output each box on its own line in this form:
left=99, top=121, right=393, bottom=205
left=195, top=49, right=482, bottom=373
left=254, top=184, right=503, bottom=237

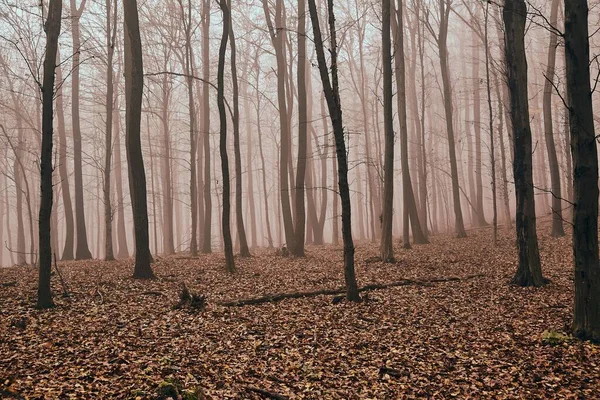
left=123, top=0, right=154, bottom=278
left=380, top=0, right=395, bottom=261
left=217, top=0, right=235, bottom=272
left=38, top=0, right=62, bottom=309
left=503, top=0, right=544, bottom=287
left=70, top=0, right=93, bottom=260
left=565, top=0, right=600, bottom=341
left=308, top=0, right=360, bottom=302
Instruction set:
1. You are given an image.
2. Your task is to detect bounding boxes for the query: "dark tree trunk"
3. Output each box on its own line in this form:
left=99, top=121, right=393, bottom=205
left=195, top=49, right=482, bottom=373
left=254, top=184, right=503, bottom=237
left=565, top=0, right=600, bottom=341
left=308, top=0, right=360, bottom=302
left=123, top=0, right=154, bottom=279
left=218, top=0, right=235, bottom=272
left=38, top=0, right=62, bottom=309
left=380, top=0, right=395, bottom=261
left=503, top=0, right=544, bottom=287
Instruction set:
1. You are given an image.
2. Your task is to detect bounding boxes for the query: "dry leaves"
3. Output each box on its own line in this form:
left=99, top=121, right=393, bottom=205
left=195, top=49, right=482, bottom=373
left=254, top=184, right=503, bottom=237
left=0, top=219, right=597, bottom=399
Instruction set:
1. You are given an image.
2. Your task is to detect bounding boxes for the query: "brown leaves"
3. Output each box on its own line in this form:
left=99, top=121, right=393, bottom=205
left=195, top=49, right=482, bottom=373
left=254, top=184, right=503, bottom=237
left=0, top=220, right=598, bottom=398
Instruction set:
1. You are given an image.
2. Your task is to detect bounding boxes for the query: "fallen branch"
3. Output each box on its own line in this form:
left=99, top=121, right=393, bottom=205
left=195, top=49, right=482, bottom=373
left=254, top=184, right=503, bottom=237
left=244, top=386, right=289, bottom=400
left=219, top=274, right=484, bottom=307
left=53, top=253, right=70, bottom=298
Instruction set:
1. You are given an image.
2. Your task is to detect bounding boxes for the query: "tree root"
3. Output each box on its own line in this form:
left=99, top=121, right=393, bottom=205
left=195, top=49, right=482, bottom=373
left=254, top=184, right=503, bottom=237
left=219, top=274, right=484, bottom=307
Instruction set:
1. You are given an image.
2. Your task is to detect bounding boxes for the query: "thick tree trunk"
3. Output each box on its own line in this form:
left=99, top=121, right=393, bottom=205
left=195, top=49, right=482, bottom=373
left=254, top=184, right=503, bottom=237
left=503, top=0, right=544, bottom=287
left=217, top=0, right=235, bottom=272
left=71, top=0, right=93, bottom=260
left=38, top=0, right=62, bottom=309
left=123, top=0, right=154, bottom=278
left=308, top=0, right=360, bottom=302
left=543, top=0, right=565, bottom=237
left=565, top=0, right=600, bottom=341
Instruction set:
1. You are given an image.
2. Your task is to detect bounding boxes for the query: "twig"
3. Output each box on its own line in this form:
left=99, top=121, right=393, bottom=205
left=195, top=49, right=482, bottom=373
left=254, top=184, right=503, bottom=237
left=53, top=253, right=70, bottom=298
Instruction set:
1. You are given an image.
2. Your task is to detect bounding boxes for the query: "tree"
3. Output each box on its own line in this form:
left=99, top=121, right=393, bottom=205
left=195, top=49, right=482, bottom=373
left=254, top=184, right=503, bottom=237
left=565, top=0, right=600, bottom=341
left=124, top=0, right=154, bottom=279
left=503, top=0, right=544, bottom=287
left=380, top=0, right=395, bottom=261
left=262, top=0, right=296, bottom=253
left=70, top=0, right=93, bottom=260
left=228, top=1, right=251, bottom=258
left=392, top=0, right=428, bottom=246
left=103, top=0, right=117, bottom=261
left=543, top=0, right=565, bottom=238
left=201, top=0, right=213, bottom=254
left=425, top=0, right=467, bottom=238
left=54, top=58, right=75, bottom=261
left=293, top=0, right=308, bottom=257
left=38, top=0, right=63, bottom=309
left=218, top=0, right=235, bottom=272
left=308, top=0, right=360, bottom=302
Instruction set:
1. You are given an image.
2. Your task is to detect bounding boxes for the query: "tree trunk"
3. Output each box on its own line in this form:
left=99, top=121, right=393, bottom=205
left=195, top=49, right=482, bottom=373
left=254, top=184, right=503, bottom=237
left=380, top=0, right=395, bottom=261
left=293, top=0, right=308, bottom=256
left=262, top=0, right=296, bottom=252
left=484, top=2, right=497, bottom=244
left=565, top=0, right=600, bottom=341
left=543, top=0, right=565, bottom=237
left=437, top=0, right=467, bottom=238
left=472, top=33, right=488, bottom=227
left=503, top=0, right=544, bottom=287
left=308, top=0, right=360, bottom=302
left=392, top=0, right=428, bottom=246
left=104, top=0, right=117, bottom=261
left=71, top=0, right=93, bottom=260
left=54, top=60, right=75, bottom=260
left=123, top=0, right=154, bottom=278
left=217, top=0, right=235, bottom=272
left=201, top=0, right=212, bottom=254
left=228, top=5, right=250, bottom=258
left=38, top=0, right=62, bottom=309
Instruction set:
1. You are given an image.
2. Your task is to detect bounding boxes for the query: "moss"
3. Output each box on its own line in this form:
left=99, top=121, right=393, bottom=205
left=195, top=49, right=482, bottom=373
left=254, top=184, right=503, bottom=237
left=542, top=330, right=573, bottom=346
left=157, top=377, right=182, bottom=399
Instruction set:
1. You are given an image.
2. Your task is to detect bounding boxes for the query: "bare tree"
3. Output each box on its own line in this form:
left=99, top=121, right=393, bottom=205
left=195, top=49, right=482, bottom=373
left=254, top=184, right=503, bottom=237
left=218, top=0, right=235, bottom=272
left=124, top=0, right=154, bottom=278
left=38, top=0, right=63, bottom=309
left=503, top=0, right=544, bottom=287
left=308, top=0, right=360, bottom=302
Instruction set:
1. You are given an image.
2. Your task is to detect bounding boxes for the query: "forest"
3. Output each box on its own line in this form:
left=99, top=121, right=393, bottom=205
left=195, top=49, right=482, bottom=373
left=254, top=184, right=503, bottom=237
left=0, top=0, right=600, bottom=398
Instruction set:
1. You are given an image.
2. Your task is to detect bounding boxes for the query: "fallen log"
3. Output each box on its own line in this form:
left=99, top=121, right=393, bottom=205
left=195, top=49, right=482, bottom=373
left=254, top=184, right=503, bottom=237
left=245, top=386, right=289, bottom=400
left=219, top=274, right=484, bottom=307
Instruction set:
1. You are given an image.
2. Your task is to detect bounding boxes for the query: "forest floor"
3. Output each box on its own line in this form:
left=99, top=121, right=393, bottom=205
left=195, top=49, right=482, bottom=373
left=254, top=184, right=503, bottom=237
left=1, top=218, right=599, bottom=399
